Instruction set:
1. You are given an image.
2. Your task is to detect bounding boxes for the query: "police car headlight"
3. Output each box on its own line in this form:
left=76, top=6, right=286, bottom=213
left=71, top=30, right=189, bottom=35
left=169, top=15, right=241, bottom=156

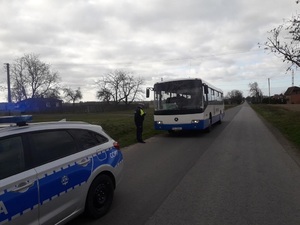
left=156, top=121, right=163, bottom=124
left=191, top=120, right=200, bottom=124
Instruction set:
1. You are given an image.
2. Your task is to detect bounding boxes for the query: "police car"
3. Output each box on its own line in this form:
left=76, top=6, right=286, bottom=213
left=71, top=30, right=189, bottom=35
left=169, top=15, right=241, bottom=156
left=0, top=115, right=123, bottom=225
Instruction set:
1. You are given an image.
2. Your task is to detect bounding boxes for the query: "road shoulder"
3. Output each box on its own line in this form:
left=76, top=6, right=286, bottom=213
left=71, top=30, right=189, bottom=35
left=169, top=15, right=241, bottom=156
left=254, top=108, right=300, bottom=168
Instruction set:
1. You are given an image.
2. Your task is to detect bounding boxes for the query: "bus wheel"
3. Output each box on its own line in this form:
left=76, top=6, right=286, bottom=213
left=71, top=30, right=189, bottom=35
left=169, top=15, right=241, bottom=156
left=206, top=116, right=212, bottom=133
left=168, top=130, right=176, bottom=136
left=217, top=113, right=222, bottom=124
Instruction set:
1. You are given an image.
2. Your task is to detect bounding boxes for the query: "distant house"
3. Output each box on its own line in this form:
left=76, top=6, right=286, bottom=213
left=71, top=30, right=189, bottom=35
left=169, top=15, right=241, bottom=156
left=284, top=86, right=300, bottom=104
left=0, top=102, right=17, bottom=115
left=16, top=98, right=63, bottom=113
left=271, top=94, right=286, bottom=104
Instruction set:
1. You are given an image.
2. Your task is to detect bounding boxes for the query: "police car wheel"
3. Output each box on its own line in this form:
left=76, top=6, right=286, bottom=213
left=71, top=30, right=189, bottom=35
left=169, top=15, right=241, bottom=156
left=85, top=174, right=114, bottom=219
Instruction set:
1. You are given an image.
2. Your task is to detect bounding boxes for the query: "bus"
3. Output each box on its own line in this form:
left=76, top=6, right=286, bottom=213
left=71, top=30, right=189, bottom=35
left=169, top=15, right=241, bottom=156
left=146, top=78, right=224, bottom=132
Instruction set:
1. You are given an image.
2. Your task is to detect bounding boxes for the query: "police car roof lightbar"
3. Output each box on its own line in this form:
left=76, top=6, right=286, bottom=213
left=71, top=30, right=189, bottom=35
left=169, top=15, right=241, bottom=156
left=0, top=115, right=32, bottom=126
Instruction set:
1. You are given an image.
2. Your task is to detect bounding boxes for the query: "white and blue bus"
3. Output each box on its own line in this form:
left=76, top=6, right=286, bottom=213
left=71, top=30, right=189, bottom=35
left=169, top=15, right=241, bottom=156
left=146, top=78, right=224, bottom=132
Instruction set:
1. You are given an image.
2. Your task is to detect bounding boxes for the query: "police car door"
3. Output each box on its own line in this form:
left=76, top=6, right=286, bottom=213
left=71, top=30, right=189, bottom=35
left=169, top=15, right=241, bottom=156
left=29, top=130, right=93, bottom=225
left=0, top=135, right=39, bottom=225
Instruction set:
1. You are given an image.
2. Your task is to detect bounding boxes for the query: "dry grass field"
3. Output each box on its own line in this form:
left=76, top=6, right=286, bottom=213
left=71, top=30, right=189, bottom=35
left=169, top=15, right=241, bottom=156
left=270, top=104, right=300, bottom=112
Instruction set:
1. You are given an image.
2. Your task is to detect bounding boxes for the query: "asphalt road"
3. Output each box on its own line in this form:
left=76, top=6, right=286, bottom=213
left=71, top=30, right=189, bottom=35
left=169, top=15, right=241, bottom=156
left=69, top=102, right=300, bottom=225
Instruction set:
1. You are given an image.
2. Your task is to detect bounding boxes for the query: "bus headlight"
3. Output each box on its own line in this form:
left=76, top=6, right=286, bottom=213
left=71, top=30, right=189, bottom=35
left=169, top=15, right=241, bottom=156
left=191, top=120, right=200, bottom=124
left=156, top=121, right=163, bottom=124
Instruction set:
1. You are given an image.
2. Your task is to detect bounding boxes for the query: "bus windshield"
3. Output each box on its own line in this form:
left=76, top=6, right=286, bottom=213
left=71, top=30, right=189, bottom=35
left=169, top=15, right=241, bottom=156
left=153, top=80, right=203, bottom=112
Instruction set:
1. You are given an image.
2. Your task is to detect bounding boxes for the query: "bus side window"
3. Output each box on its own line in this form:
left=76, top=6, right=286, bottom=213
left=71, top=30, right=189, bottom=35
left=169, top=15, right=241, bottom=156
left=211, top=89, right=215, bottom=101
left=203, top=93, right=207, bottom=103
left=207, top=88, right=212, bottom=102
left=218, top=92, right=222, bottom=102
left=203, top=88, right=207, bottom=101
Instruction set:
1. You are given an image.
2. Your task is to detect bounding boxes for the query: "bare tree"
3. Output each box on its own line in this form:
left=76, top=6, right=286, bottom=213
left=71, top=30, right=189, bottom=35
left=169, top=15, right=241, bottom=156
left=120, top=72, right=144, bottom=104
left=226, top=90, right=243, bottom=104
left=96, top=70, right=144, bottom=104
left=63, top=87, right=83, bottom=104
left=261, top=1, right=300, bottom=71
left=10, top=53, right=60, bottom=101
left=96, top=88, right=112, bottom=103
left=249, top=82, right=263, bottom=103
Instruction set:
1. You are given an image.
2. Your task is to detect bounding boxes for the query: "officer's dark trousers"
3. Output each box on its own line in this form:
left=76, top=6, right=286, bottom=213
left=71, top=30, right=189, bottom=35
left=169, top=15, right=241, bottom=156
left=136, top=125, right=143, bottom=141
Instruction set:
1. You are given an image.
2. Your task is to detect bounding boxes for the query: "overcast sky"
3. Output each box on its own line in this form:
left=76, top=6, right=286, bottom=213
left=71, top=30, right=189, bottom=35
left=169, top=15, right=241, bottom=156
left=0, top=0, right=298, bottom=102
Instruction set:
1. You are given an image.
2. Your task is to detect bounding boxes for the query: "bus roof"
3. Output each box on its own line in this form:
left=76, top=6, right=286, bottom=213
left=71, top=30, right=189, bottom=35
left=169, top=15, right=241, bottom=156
left=154, top=78, right=223, bottom=93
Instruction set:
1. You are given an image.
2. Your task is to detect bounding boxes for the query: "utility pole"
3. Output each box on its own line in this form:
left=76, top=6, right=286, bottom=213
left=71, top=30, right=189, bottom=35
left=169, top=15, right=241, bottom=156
left=4, top=63, right=12, bottom=103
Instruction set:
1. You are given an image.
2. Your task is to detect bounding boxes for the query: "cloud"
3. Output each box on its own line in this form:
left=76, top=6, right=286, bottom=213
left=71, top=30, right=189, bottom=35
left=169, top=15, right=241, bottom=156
left=0, top=0, right=298, bottom=102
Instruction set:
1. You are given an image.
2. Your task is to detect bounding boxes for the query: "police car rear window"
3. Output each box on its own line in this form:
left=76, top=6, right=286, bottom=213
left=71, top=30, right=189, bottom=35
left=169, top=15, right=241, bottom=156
left=68, top=129, right=109, bottom=150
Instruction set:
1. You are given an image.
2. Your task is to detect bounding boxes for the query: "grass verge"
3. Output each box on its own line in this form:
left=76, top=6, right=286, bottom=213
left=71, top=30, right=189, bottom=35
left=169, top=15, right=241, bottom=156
left=251, top=104, right=300, bottom=150
left=32, top=109, right=163, bottom=148
left=31, top=105, right=234, bottom=148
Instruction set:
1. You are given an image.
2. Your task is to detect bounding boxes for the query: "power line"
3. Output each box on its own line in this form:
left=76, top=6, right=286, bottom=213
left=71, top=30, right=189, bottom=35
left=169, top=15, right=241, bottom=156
left=51, top=49, right=265, bottom=67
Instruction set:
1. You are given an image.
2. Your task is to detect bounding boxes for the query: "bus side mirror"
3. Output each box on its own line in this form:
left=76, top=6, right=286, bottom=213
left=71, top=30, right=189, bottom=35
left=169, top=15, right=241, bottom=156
left=204, top=85, right=208, bottom=94
left=146, top=88, right=150, bottom=98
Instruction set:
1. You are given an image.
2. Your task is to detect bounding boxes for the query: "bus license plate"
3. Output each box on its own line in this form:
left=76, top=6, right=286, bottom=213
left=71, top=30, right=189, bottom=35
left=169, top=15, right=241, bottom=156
left=172, top=127, right=182, bottom=131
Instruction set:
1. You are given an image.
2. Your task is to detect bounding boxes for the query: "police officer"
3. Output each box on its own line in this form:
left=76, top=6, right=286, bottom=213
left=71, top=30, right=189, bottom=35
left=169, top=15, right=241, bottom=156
left=134, top=103, right=146, bottom=143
